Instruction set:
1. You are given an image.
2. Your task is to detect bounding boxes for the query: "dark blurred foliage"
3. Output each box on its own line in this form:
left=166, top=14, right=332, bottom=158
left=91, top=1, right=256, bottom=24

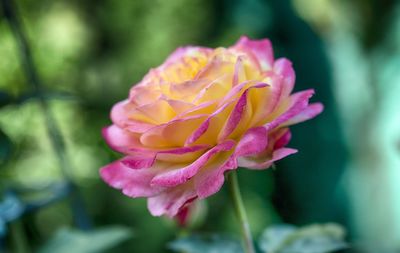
left=0, top=0, right=399, bottom=252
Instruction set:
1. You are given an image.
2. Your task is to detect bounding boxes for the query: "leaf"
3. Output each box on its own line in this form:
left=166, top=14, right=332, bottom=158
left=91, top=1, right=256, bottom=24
left=168, top=234, right=244, bottom=253
left=259, top=223, right=348, bottom=253
left=258, top=224, right=297, bottom=252
left=37, top=226, right=133, bottom=253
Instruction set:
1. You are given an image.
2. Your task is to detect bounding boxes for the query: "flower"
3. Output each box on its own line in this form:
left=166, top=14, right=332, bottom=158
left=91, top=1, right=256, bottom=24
left=100, top=36, right=323, bottom=218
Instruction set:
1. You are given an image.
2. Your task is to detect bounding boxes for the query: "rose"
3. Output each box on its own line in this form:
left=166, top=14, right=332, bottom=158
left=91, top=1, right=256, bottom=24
left=100, top=36, right=323, bottom=218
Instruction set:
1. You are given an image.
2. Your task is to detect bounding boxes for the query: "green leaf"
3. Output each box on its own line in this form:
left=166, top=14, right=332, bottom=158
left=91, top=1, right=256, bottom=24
left=37, top=226, right=133, bottom=253
left=258, top=224, right=297, bottom=252
left=258, top=223, right=347, bottom=253
left=168, top=234, right=244, bottom=253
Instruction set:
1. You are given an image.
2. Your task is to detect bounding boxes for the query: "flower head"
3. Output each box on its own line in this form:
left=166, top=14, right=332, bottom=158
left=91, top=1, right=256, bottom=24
left=100, top=36, right=323, bottom=217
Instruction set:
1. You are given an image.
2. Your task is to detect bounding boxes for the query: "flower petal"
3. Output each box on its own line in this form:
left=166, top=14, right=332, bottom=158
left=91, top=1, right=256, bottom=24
left=185, top=101, right=235, bottom=146
left=164, top=46, right=212, bottom=65
left=194, top=154, right=237, bottom=199
left=128, top=145, right=210, bottom=163
left=111, top=100, right=158, bottom=125
left=140, top=115, right=208, bottom=148
left=233, top=36, right=274, bottom=70
left=164, top=99, right=195, bottom=115
left=100, top=158, right=163, bottom=198
left=151, top=140, right=235, bottom=187
left=169, top=79, right=210, bottom=101
left=147, top=186, right=197, bottom=217
left=111, top=100, right=156, bottom=130
left=120, top=154, right=156, bottom=170
left=282, top=103, right=324, bottom=126
left=232, top=56, right=247, bottom=87
left=102, top=125, right=141, bottom=153
left=129, top=86, right=162, bottom=106
left=238, top=147, right=297, bottom=170
left=177, top=100, right=217, bottom=118
left=273, top=58, right=295, bottom=98
left=136, top=100, right=177, bottom=124
left=264, top=89, right=316, bottom=130
left=195, top=49, right=237, bottom=81
left=218, top=83, right=268, bottom=141
left=273, top=128, right=292, bottom=149
left=249, top=74, right=284, bottom=126
left=193, top=74, right=231, bottom=104
left=234, top=127, right=268, bottom=157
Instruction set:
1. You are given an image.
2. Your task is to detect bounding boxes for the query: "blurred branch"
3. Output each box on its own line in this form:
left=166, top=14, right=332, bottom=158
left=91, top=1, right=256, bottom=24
left=10, top=221, right=29, bottom=253
left=16, top=91, right=77, bottom=104
left=15, top=181, right=72, bottom=212
left=0, top=0, right=91, bottom=230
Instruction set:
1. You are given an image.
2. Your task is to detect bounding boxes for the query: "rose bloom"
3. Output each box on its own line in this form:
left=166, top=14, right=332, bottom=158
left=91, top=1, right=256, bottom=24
left=100, top=36, right=323, bottom=218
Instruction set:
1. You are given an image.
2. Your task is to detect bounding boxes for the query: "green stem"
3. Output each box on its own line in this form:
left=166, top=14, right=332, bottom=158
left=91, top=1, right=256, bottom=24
left=228, top=171, right=256, bottom=253
left=10, top=221, right=30, bottom=253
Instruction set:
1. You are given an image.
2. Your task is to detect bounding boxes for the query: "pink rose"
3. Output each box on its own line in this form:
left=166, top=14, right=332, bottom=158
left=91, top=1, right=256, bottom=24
left=100, top=36, right=323, bottom=218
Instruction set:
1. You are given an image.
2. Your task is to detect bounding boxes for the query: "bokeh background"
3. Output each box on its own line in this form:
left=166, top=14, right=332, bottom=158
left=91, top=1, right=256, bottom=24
left=1, top=0, right=399, bottom=252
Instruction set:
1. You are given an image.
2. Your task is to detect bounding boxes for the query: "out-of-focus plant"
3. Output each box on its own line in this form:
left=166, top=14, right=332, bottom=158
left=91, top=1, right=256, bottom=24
left=293, top=0, right=400, bottom=251
left=0, top=0, right=132, bottom=252
left=168, top=223, right=347, bottom=253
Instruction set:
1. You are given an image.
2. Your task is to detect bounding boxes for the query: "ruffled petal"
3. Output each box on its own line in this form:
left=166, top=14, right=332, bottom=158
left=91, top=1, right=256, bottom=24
left=151, top=140, right=235, bottom=187
left=129, top=86, right=162, bottom=106
left=273, top=129, right=292, bottom=149
left=194, top=154, right=237, bottom=199
left=140, top=115, right=208, bottom=148
left=273, top=58, right=295, bottom=98
left=195, top=48, right=237, bottom=81
left=233, top=36, right=274, bottom=71
left=264, top=89, right=317, bottom=130
left=193, top=74, right=231, bottom=104
left=111, top=100, right=158, bottom=125
left=154, top=145, right=210, bottom=163
left=218, top=83, right=268, bottom=141
left=185, top=101, right=235, bottom=146
left=234, top=127, right=268, bottom=157
left=249, top=74, right=284, bottom=126
left=177, top=100, right=217, bottom=118
left=102, top=125, right=142, bottom=153
left=147, top=186, right=197, bottom=217
left=164, top=46, right=212, bottom=66
left=164, top=99, right=195, bottom=115
left=135, top=100, right=177, bottom=124
left=238, top=148, right=297, bottom=169
left=232, top=56, right=247, bottom=87
left=282, top=103, right=324, bottom=126
left=169, top=79, right=210, bottom=101
left=100, top=158, right=163, bottom=198
left=127, top=145, right=210, bottom=163
left=110, top=100, right=155, bottom=129
left=120, top=154, right=156, bottom=169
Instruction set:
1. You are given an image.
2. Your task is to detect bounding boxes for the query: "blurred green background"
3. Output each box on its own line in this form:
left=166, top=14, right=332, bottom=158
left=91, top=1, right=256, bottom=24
left=1, top=0, right=400, bottom=252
